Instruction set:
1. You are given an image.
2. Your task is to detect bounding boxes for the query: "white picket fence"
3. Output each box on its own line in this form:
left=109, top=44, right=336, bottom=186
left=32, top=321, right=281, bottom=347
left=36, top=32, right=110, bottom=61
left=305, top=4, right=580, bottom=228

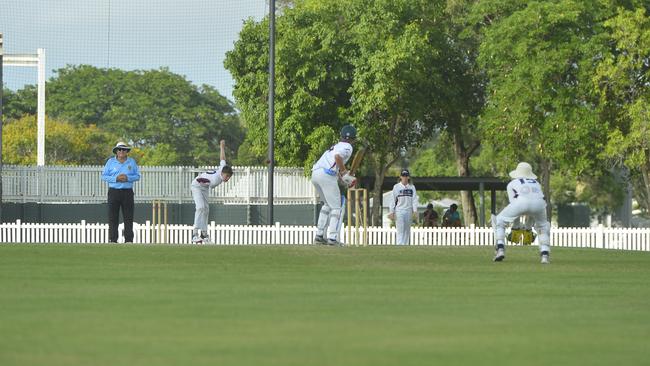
left=1, top=165, right=317, bottom=204
left=1, top=220, right=649, bottom=251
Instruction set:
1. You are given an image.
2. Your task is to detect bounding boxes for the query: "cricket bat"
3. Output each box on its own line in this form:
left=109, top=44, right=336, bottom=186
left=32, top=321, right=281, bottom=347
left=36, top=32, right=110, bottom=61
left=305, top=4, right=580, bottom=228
left=349, top=146, right=367, bottom=176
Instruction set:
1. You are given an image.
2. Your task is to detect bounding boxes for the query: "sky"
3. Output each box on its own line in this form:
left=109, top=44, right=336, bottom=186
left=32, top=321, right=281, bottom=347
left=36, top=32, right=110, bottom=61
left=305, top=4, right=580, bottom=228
left=0, top=0, right=267, bottom=101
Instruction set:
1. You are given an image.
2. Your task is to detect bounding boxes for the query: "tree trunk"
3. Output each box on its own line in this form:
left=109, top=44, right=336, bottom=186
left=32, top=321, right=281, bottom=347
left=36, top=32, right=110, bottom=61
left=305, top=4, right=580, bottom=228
left=450, top=127, right=478, bottom=226
left=640, top=154, right=650, bottom=213
left=371, top=168, right=387, bottom=226
left=539, top=158, right=553, bottom=220
left=368, top=151, right=399, bottom=227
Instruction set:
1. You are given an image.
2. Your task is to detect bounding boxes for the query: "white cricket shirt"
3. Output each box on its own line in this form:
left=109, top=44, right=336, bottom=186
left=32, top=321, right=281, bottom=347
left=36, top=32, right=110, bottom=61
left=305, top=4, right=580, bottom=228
left=389, top=182, right=418, bottom=213
left=506, top=178, right=545, bottom=202
left=192, top=160, right=228, bottom=189
left=311, top=141, right=353, bottom=174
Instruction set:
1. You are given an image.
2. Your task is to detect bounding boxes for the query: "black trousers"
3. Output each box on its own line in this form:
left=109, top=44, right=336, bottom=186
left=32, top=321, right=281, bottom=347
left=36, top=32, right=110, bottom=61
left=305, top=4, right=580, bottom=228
left=108, top=188, right=135, bottom=242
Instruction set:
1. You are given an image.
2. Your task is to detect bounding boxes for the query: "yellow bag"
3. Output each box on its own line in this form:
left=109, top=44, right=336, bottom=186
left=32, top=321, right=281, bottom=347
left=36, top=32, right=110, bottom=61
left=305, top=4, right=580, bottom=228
left=507, top=229, right=536, bottom=245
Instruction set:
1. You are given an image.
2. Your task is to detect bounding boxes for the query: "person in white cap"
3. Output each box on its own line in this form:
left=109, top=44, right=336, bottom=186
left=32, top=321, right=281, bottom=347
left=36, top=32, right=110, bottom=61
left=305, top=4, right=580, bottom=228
left=388, top=169, right=419, bottom=245
left=492, top=162, right=551, bottom=264
left=101, top=141, right=141, bottom=243
left=190, top=139, right=233, bottom=244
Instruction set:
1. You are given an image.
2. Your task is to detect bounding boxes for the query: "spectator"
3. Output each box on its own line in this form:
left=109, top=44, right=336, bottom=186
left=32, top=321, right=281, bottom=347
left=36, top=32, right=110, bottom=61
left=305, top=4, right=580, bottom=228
left=101, top=141, right=141, bottom=243
left=442, top=203, right=462, bottom=227
left=422, top=203, right=439, bottom=227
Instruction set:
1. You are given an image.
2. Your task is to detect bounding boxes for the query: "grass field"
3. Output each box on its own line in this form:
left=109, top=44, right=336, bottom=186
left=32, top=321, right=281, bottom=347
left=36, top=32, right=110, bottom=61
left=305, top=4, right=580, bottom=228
left=1, top=244, right=649, bottom=366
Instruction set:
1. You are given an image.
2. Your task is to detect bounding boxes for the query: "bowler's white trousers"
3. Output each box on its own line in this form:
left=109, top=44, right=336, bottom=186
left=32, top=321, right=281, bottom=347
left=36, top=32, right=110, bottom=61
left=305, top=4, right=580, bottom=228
left=191, top=185, right=210, bottom=234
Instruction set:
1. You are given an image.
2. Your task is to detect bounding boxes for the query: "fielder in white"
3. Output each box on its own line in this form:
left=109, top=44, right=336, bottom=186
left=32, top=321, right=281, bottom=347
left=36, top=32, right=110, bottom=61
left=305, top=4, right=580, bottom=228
left=388, top=169, right=419, bottom=245
left=311, top=125, right=357, bottom=245
left=190, top=140, right=233, bottom=244
left=493, top=162, right=551, bottom=264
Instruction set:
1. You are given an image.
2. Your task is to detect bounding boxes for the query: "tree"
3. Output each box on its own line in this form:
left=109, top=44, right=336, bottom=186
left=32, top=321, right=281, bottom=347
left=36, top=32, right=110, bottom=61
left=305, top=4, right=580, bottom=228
left=2, top=86, right=37, bottom=121
left=595, top=7, right=650, bottom=213
left=347, top=0, right=464, bottom=224
left=10, top=65, right=245, bottom=166
left=471, top=0, right=615, bottom=218
left=416, top=0, right=487, bottom=225
left=2, top=114, right=118, bottom=165
left=226, top=1, right=356, bottom=168
left=226, top=0, right=465, bottom=224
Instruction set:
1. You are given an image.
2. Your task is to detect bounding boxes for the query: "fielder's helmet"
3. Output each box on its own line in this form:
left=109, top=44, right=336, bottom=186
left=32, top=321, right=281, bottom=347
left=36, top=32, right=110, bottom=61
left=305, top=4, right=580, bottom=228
left=340, top=125, right=357, bottom=141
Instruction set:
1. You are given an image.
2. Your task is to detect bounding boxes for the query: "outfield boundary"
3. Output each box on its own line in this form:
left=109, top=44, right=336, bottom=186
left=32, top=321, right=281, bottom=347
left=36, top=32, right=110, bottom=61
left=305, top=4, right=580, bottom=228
left=1, top=220, right=648, bottom=251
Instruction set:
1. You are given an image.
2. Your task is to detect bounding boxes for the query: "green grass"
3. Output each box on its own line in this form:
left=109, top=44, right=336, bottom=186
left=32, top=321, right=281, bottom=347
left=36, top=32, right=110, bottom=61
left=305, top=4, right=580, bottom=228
left=1, top=244, right=649, bottom=366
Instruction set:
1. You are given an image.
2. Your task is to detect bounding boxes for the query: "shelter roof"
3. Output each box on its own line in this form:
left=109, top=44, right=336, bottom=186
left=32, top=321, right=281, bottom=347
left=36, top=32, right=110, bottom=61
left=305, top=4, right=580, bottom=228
left=358, top=176, right=508, bottom=191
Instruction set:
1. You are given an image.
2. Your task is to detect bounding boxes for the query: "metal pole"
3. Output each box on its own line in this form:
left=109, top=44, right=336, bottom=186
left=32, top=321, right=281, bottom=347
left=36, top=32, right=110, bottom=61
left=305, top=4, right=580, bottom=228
left=267, top=0, right=275, bottom=225
left=0, top=33, right=4, bottom=223
left=37, top=48, right=45, bottom=166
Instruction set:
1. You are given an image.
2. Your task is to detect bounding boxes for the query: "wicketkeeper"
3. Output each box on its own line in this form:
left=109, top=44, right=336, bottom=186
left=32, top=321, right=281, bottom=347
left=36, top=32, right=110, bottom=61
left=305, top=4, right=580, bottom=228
left=493, top=162, right=551, bottom=264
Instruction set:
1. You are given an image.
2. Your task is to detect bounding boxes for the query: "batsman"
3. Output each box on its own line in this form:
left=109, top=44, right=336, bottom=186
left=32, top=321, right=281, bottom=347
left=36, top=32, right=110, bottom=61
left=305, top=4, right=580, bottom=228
left=311, top=125, right=358, bottom=245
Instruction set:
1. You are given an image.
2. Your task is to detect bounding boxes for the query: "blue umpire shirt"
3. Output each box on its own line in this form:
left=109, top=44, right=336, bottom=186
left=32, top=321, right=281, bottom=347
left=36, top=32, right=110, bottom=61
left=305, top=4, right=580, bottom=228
left=101, top=157, right=141, bottom=189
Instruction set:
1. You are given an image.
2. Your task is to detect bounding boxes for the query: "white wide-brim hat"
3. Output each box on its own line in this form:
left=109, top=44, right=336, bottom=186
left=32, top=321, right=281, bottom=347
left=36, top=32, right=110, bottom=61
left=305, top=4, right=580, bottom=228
left=509, top=162, right=537, bottom=179
left=112, top=141, right=132, bottom=154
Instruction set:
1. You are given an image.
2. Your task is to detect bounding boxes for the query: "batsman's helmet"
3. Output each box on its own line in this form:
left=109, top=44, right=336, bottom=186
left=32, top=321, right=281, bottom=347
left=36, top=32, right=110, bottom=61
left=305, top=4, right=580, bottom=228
left=340, top=125, right=357, bottom=141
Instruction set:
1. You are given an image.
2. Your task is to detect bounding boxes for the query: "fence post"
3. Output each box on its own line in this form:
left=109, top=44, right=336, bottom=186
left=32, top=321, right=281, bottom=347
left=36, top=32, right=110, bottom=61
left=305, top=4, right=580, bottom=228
left=596, top=224, right=604, bottom=249
left=275, top=221, right=281, bottom=245
left=210, top=221, right=216, bottom=244
left=469, top=224, right=475, bottom=246
left=178, top=166, right=184, bottom=204
left=247, top=167, right=253, bottom=225
left=133, top=222, right=138, bottom=244
left=16, top=219, right=22, bottom=243
left=81, top=220, right=86, bottom=243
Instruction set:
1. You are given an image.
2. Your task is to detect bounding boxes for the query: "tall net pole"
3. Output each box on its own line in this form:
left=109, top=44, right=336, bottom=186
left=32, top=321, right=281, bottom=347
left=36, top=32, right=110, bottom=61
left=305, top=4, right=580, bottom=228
left=267, top=0, right=275, bottom=225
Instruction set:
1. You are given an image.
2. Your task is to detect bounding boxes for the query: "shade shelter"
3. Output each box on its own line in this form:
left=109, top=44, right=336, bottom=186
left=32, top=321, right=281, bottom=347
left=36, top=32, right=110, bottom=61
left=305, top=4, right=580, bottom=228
left=358, top=176, right=508, bottom=227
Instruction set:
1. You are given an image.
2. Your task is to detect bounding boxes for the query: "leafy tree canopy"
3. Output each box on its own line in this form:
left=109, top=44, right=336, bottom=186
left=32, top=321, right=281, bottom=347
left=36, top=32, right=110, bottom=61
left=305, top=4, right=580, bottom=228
left=475, top=0, right=612, bottom=175
left=226, top=0, right=460, bottom=167
left=595, top=6, right=650, bottom=211
left=225, top=0, right=466, bottom=224
left=3, top=114, right=119, bottom=165
left=6, top=65, right=245, bottom=166
left=2, top=86, right=37, bottom=121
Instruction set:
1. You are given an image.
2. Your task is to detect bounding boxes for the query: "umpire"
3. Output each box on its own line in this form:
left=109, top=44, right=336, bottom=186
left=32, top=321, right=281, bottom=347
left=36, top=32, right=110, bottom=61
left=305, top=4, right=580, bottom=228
left=101, top=141, right=141, bottom=243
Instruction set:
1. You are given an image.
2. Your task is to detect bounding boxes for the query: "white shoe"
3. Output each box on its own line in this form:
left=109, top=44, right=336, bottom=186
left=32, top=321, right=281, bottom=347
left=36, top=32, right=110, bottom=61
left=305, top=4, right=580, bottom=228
left=314, top=235, right=327, bottom=244
left=493, top=247, right=505, bottom=262
left=191, top=235, right=203, bottom=244
left=541, top=254, right=550, bottom=264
